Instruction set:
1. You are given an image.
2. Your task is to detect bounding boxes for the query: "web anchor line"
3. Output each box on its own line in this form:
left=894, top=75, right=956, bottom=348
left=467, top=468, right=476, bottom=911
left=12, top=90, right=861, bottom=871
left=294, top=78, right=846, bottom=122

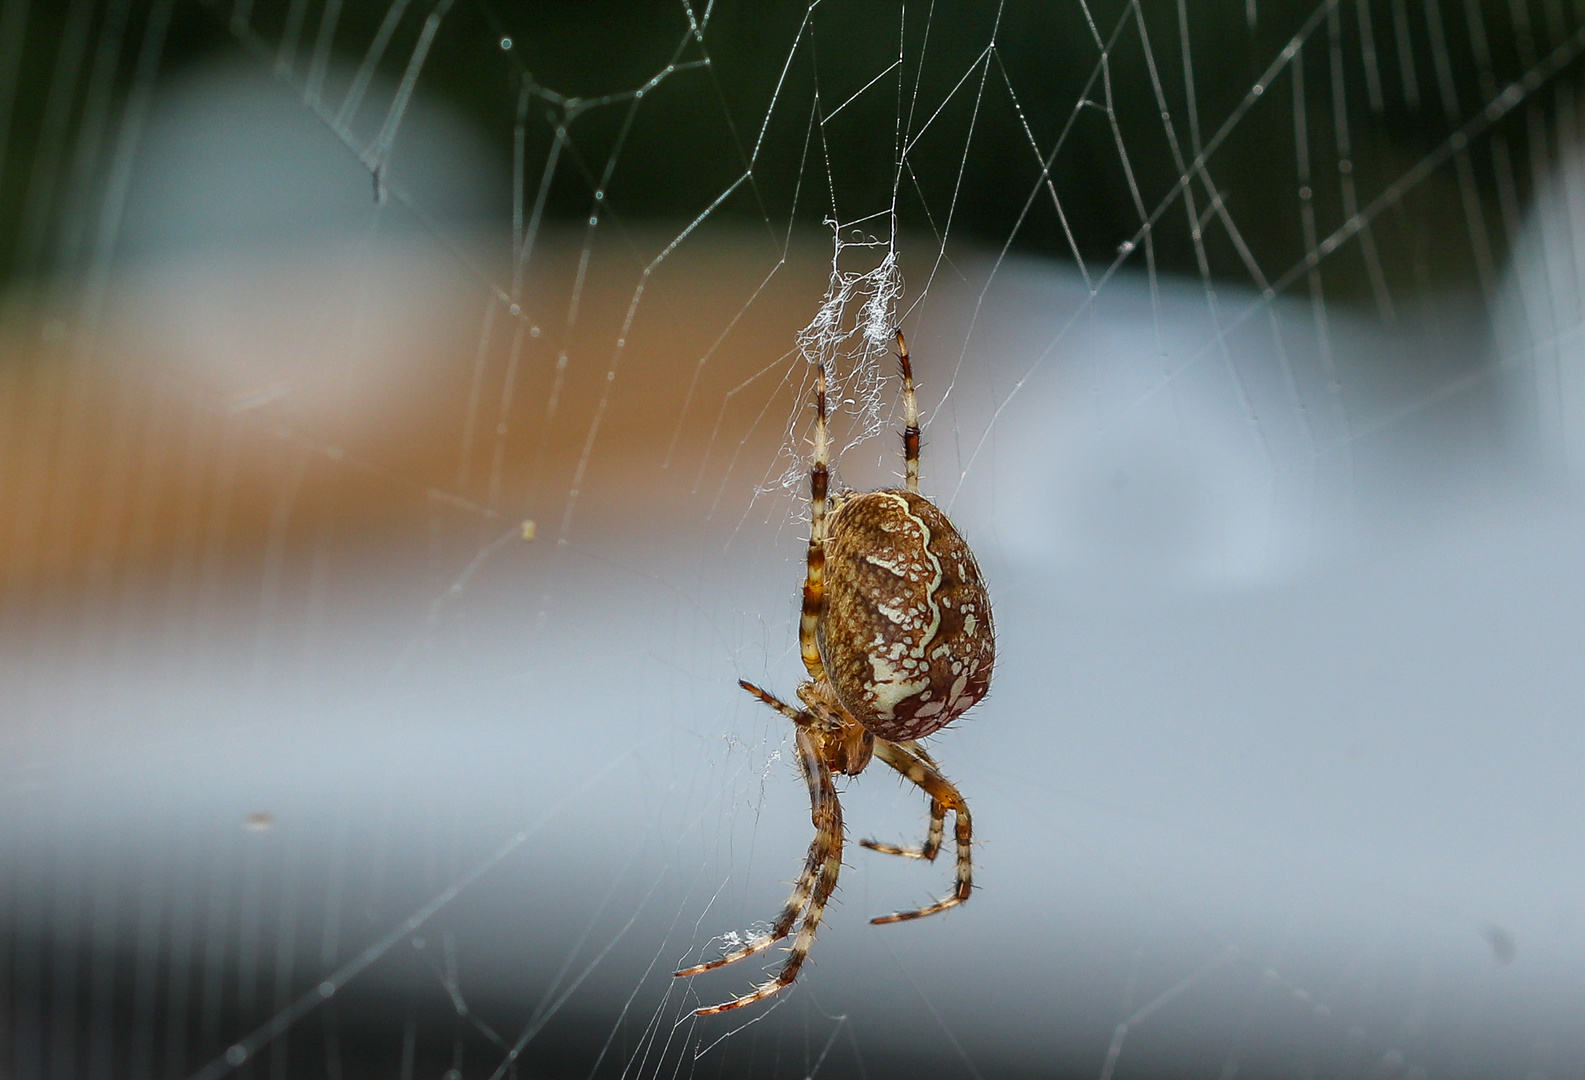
left=184, top=748, right=643, bottom=1080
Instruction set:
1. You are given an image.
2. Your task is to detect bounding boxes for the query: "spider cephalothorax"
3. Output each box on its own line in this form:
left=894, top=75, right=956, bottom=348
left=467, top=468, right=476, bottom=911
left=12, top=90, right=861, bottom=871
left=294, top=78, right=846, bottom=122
left=676, top=330, right=994, bottom=1014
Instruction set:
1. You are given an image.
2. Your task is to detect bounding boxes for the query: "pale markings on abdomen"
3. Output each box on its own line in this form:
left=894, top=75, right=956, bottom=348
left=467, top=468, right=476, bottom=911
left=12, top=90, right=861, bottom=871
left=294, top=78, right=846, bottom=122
left=864, top=493, right=944, bottom=718
left=864, top=552, right=918, bottom=577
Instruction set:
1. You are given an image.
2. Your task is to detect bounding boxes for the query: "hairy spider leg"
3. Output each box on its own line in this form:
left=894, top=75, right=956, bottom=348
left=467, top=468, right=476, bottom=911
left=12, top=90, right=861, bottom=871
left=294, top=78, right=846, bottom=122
left=688, top=722, right=844, bottom=1015
left=673, top=683, right=820, bottom=980
left=861, top=799, right=946, bottom=861
left=866, top=739, right=973, bottom=924
left=861, top=740, right=945, bottom=860
left=895, top=329, right=921, bottom=495
left=736, top=678, right=803, bottom=723
left=800, top=360, right=831, bottom=682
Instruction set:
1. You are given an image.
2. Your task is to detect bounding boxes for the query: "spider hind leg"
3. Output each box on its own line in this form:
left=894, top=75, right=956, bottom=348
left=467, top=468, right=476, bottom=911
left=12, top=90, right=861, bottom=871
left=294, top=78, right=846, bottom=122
left=865, top=739, right=973, bottom=924
left=860, top=796, right=945, bottom=861
left=861, top=740, right=945, bottom=860
left=895, top=329, right=921, bottom=494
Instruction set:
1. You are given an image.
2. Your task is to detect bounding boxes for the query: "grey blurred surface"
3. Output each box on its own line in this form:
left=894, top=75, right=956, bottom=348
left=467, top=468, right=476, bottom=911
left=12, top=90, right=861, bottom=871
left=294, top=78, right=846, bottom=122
left=5, top=30, right=1585, bottom=1080
left=8, top=233, right=1585, bottom=1078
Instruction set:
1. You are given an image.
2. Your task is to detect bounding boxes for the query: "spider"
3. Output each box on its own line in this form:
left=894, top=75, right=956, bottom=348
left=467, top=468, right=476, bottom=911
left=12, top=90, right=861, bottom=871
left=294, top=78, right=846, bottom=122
left=675, top=329, right=995, bottom=1015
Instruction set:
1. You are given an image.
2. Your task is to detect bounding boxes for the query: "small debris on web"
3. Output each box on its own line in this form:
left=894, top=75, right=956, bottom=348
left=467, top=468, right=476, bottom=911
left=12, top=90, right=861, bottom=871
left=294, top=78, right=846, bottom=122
left=1481, top=924, right=1517, bottom=964
left=777, top=222, right=904, bottom=497
left=714, top=919, right=777, bottom=957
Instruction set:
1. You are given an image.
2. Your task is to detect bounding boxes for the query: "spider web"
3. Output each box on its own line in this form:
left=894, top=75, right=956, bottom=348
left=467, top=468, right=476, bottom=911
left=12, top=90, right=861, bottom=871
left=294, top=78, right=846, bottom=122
left=3, top=1, right=1585, bottom=1078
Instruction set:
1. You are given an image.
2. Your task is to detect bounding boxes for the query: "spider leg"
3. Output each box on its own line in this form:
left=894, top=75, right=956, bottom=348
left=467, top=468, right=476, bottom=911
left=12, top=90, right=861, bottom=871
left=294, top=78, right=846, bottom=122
left=800, top=360, right=831, bottom=683
left=861, top=739, right=944, bottom=860
left=860, top=798, right=945, bottom=861
left=685, top=724, right=844, bottom=1015
left=736, top=679, right=803, bottom=722
left=866, top=739, right=973, bottom=924
left=895, top=329, right=921, bottom=494
left=674, top=684, right=812, bottom=980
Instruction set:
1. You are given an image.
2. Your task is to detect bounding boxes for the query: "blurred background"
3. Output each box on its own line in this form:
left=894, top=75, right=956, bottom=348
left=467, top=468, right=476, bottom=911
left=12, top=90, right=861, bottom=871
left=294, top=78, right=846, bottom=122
left=4, top=1, right=1585, bottom=1077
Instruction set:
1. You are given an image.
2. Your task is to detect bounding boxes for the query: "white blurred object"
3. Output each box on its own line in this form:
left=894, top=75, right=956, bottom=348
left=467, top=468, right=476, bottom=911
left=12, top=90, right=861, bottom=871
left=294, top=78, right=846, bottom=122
left=112, top=61, right=501, bottom=428
left=966, top=260, right=1487, bottom=589
left=1495, top=80, right=1585, bottom=479
left=119, top=60, right=499, bottom=253
left=998, top=328, right=1290, bottom=587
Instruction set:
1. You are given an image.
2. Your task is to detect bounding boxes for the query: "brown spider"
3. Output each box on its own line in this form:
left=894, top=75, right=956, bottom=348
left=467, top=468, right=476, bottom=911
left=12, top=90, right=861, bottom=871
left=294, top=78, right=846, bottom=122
left=675, top=329, right=995, bottom=1015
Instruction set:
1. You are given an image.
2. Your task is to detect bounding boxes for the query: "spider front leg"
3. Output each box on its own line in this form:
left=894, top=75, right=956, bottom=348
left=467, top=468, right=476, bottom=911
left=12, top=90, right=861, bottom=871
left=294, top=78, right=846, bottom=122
left=676, top=687, right=844, bottom=1015
left=672, top=687, right=814, bottom=977
left=866, top=739, right=973, bottom=924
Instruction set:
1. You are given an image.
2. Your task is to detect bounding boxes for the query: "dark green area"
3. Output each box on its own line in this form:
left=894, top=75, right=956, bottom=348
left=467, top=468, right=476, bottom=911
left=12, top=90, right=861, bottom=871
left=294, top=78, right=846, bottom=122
left=0, top=0, right=1578, bottom=298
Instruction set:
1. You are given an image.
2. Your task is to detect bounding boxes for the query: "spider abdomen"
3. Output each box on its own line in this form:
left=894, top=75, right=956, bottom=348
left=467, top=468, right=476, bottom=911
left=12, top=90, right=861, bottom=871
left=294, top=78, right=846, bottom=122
left=819, top=490, right=994, bottom=742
